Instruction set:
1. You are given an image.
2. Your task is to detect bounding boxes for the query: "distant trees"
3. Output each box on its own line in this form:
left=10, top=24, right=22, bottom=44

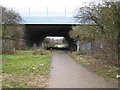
left=43, top=38, right=55, bottom=47
left=1, top=6, right=24, bottom=52
left=70, top=1, right=120, bottom=66
left=1, top=6, right=24, bottom=40
left=44, top=38, right=50, bottom=47
left=62, top=38, right=67, bottom=44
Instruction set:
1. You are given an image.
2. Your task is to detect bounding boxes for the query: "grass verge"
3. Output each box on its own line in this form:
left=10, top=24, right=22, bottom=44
left=2, top=52, right=52, bottom=88
left=70, top=52, right=119, bottom=80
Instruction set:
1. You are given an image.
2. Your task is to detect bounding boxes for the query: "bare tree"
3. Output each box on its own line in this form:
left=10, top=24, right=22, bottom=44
left=1, top=6, right=23, bottom=39
left=72, top=1, right=120, bottom=66
left=1, top=6, right=24, bottom=52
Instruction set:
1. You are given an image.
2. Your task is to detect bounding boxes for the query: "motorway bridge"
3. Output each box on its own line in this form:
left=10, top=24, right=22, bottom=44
left=20, top=7, right=80, bottom=50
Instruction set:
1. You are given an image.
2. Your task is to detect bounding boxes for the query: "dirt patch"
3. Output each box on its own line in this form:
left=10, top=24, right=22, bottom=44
left=2, top=73, right=48, bottom=88
left=27, top=74, right=48, bottom=88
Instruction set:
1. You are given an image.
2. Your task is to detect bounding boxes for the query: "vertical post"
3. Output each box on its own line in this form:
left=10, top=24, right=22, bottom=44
left=65, top=7, right=66, bottom=17
left=19, top=39, right=21, bottom=50
left=28, top=7, right=31, bottom=17
left=46, top=7, right=48, bottom=17
left=77, top=40, right=80, bottom=52
left=50, top=48, right=52, bottom=53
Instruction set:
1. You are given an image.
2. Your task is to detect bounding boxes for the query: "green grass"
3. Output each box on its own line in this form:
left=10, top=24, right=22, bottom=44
left=2, top=54, right=52, bottom=88
left=2, top=55, right=52, bottom=75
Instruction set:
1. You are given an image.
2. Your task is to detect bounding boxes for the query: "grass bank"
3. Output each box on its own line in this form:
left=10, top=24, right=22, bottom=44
left=2, top=50, right=52, bottom=88
left=70, top=52, right=119, bottom=80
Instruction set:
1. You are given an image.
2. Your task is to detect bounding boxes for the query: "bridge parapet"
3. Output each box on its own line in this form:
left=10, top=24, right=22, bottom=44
left=21, top=16, right=80, bottom=24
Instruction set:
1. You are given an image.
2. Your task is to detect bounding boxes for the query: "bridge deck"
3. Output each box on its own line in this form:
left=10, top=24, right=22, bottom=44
left=22, top=16, right=80, bottom=24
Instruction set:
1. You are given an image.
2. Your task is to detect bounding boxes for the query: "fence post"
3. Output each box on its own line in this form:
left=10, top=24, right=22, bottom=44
left=76, top=40, right=80, bottom=52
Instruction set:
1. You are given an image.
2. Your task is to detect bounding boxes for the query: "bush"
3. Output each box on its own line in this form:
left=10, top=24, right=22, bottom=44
left=33, top=48, right=50, bottom=55
left=2, top=50, right=16, bottom=55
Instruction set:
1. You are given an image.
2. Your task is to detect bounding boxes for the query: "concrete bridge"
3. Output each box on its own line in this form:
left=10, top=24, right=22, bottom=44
left=23, top=16, right=80, bottom=50
left=21, top=8, right=80, bottom=50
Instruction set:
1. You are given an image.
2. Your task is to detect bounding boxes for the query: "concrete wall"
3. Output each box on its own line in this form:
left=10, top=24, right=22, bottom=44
left=80, top=43, right=92, bottom=51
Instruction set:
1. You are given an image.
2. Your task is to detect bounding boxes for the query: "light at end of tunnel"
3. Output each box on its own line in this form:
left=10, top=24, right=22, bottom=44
left=46, top=36, right=64, bottom=39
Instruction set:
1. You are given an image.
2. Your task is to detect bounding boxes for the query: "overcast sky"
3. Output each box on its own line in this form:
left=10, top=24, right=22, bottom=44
left=0, top=0, right=99, bottom=7
left=46, top=36, right=64, bottom=39
left=0, top=0, right=102, bottom=17
left=0, top=0, right=118, bottom=16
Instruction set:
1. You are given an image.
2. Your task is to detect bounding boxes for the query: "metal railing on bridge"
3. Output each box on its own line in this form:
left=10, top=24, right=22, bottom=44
left=13, top=7, right=80, bottom=24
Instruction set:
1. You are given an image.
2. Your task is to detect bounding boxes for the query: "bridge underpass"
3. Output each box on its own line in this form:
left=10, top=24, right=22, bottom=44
left=19, top=7, right=80, bottom=50
left=24, top=24, right=77, bottom=50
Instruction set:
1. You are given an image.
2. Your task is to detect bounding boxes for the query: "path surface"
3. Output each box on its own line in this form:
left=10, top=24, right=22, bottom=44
left=48, top=51, right=118, bottom=88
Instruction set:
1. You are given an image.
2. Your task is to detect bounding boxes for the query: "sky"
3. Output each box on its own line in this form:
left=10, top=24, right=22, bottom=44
left=0, top=0, right=99, bottom=7
left=0, top=0, right=118, bottom=16
left=0, top=0, right=101, bottom=17
left=0, top=0, right=118, bottom=8
left=46, top=36, right=64, bottom=40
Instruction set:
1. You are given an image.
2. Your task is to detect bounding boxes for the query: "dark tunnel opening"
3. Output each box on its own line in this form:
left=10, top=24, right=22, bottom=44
left=24, top=24, right=77, bottom=51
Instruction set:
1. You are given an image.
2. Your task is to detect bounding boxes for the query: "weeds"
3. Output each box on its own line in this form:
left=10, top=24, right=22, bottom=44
left=70, top=52, right=119, bottom=79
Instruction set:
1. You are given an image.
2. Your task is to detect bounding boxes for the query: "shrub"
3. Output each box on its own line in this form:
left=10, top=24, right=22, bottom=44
left=33, top=48, right=50, bottom=55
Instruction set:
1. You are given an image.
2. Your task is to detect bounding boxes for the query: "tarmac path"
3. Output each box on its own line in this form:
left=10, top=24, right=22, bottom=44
left=48, top=51, right=118, bottom=88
